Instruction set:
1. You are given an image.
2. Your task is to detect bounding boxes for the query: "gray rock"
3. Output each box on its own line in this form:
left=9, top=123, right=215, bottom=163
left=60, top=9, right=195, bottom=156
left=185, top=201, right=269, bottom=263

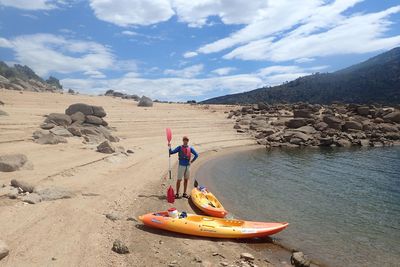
left=379, top=123, right=398, bottom=133
left=294, top=125, right=317, bottom=134
left=323, top=116, right=343, bottom=130
left=80, top=126, right=99, bottom=136
left=92, top=106, right=106, bottom=117
left=0, top=110, right=8, bottom=116
left=35, top=187, right=74, bottom=201
left=234, top=124, right=241, bottom=129
left=45, top=113, right=72, bottom=127
left=0, top=154, right=28, bottom=172
left=83, top=134, right=106, bottom=144
left=65, top=103, right=94, bottom=116
left=105, top=213, right=121, bottom=221
left=0, top=240, right=9, bottom=260
left=293, top=109, right=313, bottom=118
left=22, top=193, right=42, bottom=204
left=50, top=126, right=73, bottom=137
left=40, top=122, right=55, bottom=130
left=112, top=240, right=129, bottom=254
left=97, top=140, right=115, bottom=154
left=35, top=133, right=67, bottom=145
left=194, top=256, right=202, bottom=263
left=290, top=252, right=310, bottom=267
left=127, top=149, right=134, bottom=154
left=32, top=129, right=49, bottom=139
left=357, top=106, right=370, bottom=116
left=0, top=186, right=18, bottom=198
left=385, top=132, right=400, bottom=140
left=240, top=252, right=255, bottom=261
left=67, top=126, right=82, bottom=137
left=85, top=115, right=103, bottom=125
left=70, top=111, right=85, bottom=123
left=286, top=118, right=307, bottom=129
left=291, top=132, right=312, bottom=142
left=96, top=125, right=120, bottom=142
left=11, top=179, right=35, bottom=193
left=336, top=138, right=352, bottom=147
left=138, top=96, right=153, bottom=107
left=319, top=137, right=334, bottom=146
left=343, top=121, right=363, bottom=131
left=314, top=121, right=328, bottom=131
left=383, top=111, right=400, bottom=123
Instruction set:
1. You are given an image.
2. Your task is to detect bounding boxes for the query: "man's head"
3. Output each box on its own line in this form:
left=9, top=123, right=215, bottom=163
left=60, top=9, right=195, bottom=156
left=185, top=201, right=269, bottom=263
left=182, top=136, right=189, bottom=145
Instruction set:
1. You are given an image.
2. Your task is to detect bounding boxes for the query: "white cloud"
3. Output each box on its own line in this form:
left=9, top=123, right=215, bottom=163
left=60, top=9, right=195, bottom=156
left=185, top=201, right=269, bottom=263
left=164, top=64, right=204, bottom=78
left=211, top=67, right=236, bottom=76
left=183, top=51, right=198, bottom=58
left=0, top=0, right=63, bottom=10
left=121, top=30, right=138, bottom=36
left=89, top=0, right=174, bottom=26
left=0, top=37, right=13, bottom=48
left=295, top=58, right=315, bottom=63
left=84, top=70, right=106, bottom=79
left=1, top=34, right=115, bottom=76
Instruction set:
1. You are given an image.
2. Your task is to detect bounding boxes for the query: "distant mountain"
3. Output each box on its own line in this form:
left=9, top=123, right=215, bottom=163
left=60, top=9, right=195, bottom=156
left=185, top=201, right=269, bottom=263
left=202, top=47, right=400, bottom=105
left=0, top=61, right=63, bottom=92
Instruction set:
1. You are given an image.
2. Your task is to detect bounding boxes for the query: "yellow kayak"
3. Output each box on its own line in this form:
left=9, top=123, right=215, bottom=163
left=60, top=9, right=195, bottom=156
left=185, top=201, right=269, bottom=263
left=191, top=186, right=228, bottom=218
left=139, top=211, right=289, bottom=239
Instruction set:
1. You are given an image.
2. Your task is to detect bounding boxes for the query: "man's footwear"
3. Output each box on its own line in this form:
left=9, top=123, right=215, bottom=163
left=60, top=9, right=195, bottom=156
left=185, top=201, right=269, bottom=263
left=182, top=193, right=189, bottom=199
left=175, top=193, right=180, bottom=199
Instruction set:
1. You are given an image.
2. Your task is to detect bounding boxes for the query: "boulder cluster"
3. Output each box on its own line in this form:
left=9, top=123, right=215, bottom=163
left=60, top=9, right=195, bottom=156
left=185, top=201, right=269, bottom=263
left=229, top=103, right=400, bottom=148
left=33, top=103, right=121, bottom=153
left=105, top=90, right=140, bottom=101
left=0, top=75, right=61, bottom=92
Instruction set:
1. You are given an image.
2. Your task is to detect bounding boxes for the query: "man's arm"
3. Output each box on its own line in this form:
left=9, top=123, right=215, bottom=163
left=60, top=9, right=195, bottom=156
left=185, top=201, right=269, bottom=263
left=169, top=146, right=180, bottom=155
left=190, top=147, right=199, bottom=163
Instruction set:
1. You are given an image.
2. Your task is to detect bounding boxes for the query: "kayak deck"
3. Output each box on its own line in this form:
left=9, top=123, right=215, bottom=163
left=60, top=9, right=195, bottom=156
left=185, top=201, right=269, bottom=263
left=191, top=187, right=228, bottom=218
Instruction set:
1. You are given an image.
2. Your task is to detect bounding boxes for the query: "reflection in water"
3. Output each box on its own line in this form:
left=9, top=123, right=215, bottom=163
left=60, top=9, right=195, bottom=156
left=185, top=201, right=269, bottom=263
left=197, top=147, right=400, bottom=267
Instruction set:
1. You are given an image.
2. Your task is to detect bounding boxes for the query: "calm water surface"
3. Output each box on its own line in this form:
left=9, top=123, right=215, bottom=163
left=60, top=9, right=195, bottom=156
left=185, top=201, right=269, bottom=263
left=197, top=147, right=400, bottom=267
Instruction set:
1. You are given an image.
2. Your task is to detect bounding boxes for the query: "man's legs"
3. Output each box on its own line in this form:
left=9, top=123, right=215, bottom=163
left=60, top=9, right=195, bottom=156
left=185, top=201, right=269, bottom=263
left=176, top=179, right=181, bottom=195
left=183, top=178, right=188, bottom=194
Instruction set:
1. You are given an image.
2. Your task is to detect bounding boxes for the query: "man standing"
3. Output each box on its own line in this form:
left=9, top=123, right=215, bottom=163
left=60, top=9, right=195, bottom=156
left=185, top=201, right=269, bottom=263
left=169, top=136, right=199, bottom=199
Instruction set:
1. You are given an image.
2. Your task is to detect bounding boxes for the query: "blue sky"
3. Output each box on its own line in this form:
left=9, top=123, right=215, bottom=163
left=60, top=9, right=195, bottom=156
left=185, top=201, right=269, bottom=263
left=0, top=0, right=399, bottom=101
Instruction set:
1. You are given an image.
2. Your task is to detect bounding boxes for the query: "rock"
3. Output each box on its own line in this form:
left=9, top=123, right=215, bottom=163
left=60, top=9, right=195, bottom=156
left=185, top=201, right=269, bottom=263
left=97, top=140, right=115, bottom=154
left=380, top=123, right=398, bottom=133
left=50, top=126, right=73, bottom=137
left=0, top=110, right=8, bottom=116
left=40, top=122, right=55, bottom=130
left=323, top=116, right=343, bottom=130
left=314, top=121, right=328, bottom=131
left=67, top=126, right=82, bottom=137
left=35, top=133, right=67, bottom=144
left=96, top=125, right=120, bottom=142
left=319, top=137, right=334, bottom=146
left=357, top=106, right=370, bottom=116
left=45, top=113, right=72, bottom=126
left=286, top=118, right=307, bottom=129
left=70, top=111, right=85, bottom=123
left=194, top=256, right=202, bottom=263
left=85, top=115, right=103, bottom=125
left=292, top=132, right=312, bottom=142
left=385, top=132, right=400, bottom=140
left=257, top=102, right=268, bottom=110
left=105, top=213, right=121, bottom=221
left=0, top=186, right=18, bottom=198
left=22, top=193, right=42, bottom=204
left=0, top=154, right=28, bottom=172
left=336, top=138, right=352, bottom=147
left=35, top=187, right=74, bottom=201
left=11, top=179, right=35, bottom=193
left=0, top=240, right=9, bottom=260
left=294, top=125, right=316, bottom=134
left=65, top=103, right=94, bottom=116
left=220, top=262, right=229, bottom=267
left=92, top=106, right=106, bottom=117
left=289, top=138, right=302, bottom=145
left=240, top=252, right=255, bottom=261
left=112, top=240, right=129, bottom=254
left=373, top=117, right=384, bottom=124
left=32, top=129, right=48, bottom=139
left=290, top=252, right=310, bottom=267
left=293, top=109, right=313, bottom=118
left=138, top=96, right=153, bottom=107
left=127, top=149, right=134, bottom=154
left=383, top=111, right=400, bottom=123
left=234, top=124, right=241, bottom=129
left=343, top=121, right=363, bottom=131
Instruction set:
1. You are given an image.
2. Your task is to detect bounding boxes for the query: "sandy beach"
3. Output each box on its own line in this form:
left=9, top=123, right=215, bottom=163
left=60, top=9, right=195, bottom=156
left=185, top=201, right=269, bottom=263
left=0, top=89, right=296, bottom=267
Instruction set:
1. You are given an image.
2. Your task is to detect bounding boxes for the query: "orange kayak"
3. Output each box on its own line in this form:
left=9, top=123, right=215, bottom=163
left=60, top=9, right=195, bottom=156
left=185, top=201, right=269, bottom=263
left=191, top=187, right=228, bottom=218
left=139, top=211, right=289, bottom=239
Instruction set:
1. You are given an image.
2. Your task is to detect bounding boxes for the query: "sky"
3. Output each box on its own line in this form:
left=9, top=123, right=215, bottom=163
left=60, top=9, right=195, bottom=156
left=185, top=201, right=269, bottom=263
left=0, top=0, right=400, bottom=101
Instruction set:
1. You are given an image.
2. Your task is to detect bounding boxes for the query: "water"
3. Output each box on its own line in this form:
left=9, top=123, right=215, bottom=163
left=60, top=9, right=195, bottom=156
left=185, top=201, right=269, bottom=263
left=197, top=147, right=400, bottom=267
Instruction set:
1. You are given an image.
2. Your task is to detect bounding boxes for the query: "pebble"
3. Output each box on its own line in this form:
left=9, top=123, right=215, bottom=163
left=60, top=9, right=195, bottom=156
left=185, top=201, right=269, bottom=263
left=220, top=262, right=228, bottom=266
left=194, top=256, right=202, bottom=263
left=111, top=239, right=129, bottom=254
left=126, top=217, right=137, bottom=222
left=240, top=253, right=255, bottom=261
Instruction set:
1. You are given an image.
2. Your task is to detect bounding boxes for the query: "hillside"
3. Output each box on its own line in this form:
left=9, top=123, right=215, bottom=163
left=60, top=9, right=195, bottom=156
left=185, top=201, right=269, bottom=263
left=202, top=47, right=400, bottom=105
left=0, top=61, right=62, bottom=92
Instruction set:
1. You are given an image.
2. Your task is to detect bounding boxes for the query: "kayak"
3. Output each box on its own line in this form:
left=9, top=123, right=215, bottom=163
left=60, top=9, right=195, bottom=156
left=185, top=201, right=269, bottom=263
left=139, top=211, right=289, bottom=239
left=191, top=186, right=228, bottom=218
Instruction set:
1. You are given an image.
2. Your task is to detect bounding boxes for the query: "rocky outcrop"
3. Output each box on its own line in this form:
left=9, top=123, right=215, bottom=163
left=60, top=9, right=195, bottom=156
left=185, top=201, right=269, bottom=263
left=105, top=90, right=140, bottom=101
left=0, top=154, right=29, bottom=172
left=228, top=103, right=400, bottom=148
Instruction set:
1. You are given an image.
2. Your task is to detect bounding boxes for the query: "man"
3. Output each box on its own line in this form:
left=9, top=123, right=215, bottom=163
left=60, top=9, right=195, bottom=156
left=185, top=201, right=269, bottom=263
left=169, top=136, right=199, bottom=199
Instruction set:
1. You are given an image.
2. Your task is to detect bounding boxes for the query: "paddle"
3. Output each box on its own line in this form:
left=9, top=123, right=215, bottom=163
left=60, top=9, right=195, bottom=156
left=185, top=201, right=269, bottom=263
left=166, top=128, right=175, bottom=203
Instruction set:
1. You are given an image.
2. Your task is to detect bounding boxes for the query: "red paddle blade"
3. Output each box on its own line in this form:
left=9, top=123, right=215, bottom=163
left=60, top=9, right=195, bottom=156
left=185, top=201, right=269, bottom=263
left=166, top=128, right=172, bottom=144
left=167, top=186, right=175, bottom=203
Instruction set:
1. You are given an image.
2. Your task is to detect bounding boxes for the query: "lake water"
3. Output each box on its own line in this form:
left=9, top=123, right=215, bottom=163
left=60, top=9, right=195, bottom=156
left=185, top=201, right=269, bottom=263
left=196, top=147, right=400, bottom=267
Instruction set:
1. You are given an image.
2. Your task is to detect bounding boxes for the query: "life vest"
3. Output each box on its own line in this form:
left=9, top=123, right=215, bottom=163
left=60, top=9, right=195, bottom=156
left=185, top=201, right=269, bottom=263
left=179, top=145, right=191, bottom=161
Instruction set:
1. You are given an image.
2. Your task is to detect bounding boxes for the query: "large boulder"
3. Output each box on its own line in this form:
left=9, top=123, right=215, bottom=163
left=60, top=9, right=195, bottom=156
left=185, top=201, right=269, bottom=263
left=50, top=126, right=73, bottom=137
left=138, top=96, right=153, bottom=107
left=97, top=140, right=115, bottom=154
left=343, top=121, right=363, bottom=131
left=65, top=103, right=94, bottom=116
left=293, top=125, right=317, bottom=134
left=11, top=179, right=35, bottom=193
left=323, top=116, right=343, bottom=130
left=293, top=109, right=313, bottom=118
left=0, top=240, right=9, bottom=260
left=286, top=118, right=308, bottom=129
left=35, top=133, right=67, bottom=145
left=383, top=111, right=400, bottom=123
left=70, top=112, right=85, bottom=123
left=0, top=154, right=28, bottom=172
left=44, top=113, right=72, bottom=127
left=92, top=106, right=106, bottom=117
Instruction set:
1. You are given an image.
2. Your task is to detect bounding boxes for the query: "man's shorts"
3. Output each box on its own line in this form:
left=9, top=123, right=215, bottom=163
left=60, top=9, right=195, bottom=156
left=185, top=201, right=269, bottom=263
left=177, top=165, right=190, bottom=180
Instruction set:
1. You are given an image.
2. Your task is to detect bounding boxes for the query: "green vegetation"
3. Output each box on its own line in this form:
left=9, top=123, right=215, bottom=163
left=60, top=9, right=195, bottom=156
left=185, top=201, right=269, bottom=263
left=202, top=47, right=400, bottom=105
